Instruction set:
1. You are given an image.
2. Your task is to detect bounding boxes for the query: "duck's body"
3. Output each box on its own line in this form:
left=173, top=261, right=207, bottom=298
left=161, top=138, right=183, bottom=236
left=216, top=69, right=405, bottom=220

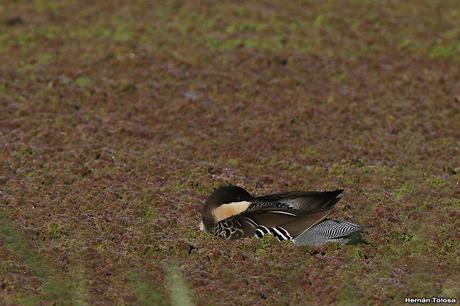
left=201, top=185, right=362, bottom=246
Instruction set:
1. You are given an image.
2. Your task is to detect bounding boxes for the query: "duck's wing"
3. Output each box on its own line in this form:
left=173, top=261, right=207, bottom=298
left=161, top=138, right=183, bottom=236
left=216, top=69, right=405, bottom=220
left=211, top=190, right=343, bottom=240
left=271, top=210, right=333, bottom=238
left=212, top=208, right=332, bottom=240
left=251, top=190, right=344, bottom=213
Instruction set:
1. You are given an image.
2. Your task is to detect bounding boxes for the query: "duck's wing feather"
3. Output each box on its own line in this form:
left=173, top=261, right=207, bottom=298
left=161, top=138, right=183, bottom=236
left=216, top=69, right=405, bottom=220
left=211, top=190, right=343, bottom=240
left=251, top=190, right=344, bottom=213
left=275, top=210, right=333, bottom=237
left=212, top=208, right=333, bottom=240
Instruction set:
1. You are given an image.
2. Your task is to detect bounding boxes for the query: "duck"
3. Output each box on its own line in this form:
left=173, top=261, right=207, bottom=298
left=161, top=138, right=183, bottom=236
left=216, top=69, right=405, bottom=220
left=200, top=185, right=362, bottom=246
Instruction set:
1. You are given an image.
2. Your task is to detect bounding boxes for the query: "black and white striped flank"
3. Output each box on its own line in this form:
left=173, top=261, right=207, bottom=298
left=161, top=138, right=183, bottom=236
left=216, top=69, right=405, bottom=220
left=254, top=225, right=293, bottom=241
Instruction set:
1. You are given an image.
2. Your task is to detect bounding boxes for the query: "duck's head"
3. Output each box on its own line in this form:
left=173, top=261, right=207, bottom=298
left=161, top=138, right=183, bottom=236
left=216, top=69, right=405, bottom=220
left=200, top=185, right=253, bottom=232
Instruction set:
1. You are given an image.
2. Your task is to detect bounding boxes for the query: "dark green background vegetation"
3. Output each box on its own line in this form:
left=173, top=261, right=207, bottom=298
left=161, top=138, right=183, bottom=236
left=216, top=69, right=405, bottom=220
left=1, top=1, right=459, bottom=305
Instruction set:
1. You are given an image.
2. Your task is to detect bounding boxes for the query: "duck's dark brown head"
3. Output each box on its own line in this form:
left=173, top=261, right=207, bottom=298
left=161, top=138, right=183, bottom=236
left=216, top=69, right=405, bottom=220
left=201, top=185, right=253, bottom=232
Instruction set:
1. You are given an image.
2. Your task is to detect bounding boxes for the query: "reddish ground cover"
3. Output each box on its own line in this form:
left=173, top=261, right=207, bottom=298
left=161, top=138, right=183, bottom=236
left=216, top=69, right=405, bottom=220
left=1, top=1, right=459, bottom=305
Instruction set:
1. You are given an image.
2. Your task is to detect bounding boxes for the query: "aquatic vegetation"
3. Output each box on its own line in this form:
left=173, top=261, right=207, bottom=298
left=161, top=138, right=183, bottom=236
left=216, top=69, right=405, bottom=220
left=0, top=0, right=459, bottom=304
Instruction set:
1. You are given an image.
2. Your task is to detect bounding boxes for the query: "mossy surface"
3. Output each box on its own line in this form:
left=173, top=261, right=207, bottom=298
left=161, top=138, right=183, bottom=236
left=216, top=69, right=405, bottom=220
left=1, top=1, right=459, bottom=305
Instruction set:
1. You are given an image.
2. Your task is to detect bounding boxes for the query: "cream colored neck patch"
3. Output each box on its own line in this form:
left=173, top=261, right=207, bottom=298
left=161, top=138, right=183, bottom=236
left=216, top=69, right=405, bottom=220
left=212, top=201, right=251, bottom=222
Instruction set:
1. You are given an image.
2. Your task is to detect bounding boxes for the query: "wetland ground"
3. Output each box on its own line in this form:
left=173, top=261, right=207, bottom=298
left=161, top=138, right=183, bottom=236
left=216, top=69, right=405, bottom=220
left=1, top=1, right=459, bottom=305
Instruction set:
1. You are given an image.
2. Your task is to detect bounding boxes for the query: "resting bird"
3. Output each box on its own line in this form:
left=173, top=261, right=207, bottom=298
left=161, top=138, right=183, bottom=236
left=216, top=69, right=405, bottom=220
left=200, top=185, right=362, bottom=246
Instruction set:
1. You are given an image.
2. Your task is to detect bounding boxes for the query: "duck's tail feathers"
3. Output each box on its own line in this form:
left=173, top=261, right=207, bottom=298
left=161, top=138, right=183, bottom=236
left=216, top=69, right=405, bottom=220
left=293, top=219, right=363, bottom=246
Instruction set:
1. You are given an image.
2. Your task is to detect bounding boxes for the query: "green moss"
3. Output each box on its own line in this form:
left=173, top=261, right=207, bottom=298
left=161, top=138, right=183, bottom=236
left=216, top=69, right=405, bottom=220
left=0, top=260, right=18, bottom=272
left=143, top=206, right=157, bottom=220
left=46, top=222, right=67, bottom=239
left=38, top=53, right=53, bottom=64
left=0, top=211, right=74, bottom=304
left=113, top=26, right=132, bottom=43
left=394, top=183, right=413, bottom=199
left=429, top=43, right=460, bottom=59
left=69, top=274, right=90, bottom=306
left=130, top=271, right=168, bottom=306
left=227, top=158, right=240, bottom=166
left=167, top=266, right=194, bottom=306
left=395, top=232, right=414, bottom=242
left=314, top=15, right=325, bottom=28
left=441, top=277, right=460, bottom=298
left=75, top=76, right=91, bottom=87
left=429, top=176, right=445, bottom=186
left=255, top=235, right=275, bottom=256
